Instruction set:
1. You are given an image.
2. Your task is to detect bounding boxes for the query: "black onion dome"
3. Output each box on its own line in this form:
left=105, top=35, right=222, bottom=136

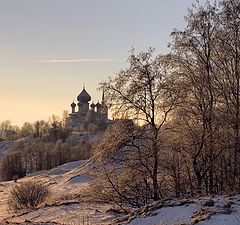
left=90, top=102, right=95, bottom=108
left=96, top=102, right=101, bottom=107
left=71, top=101, right=76, bottom=107
left=77, top=88, right=91, bottom=102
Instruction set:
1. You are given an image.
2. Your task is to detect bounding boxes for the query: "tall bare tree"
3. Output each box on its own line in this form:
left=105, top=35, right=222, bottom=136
left=212, top=0, right=240, bottom=190
left=100, top=48, right=181, bottom=200
left=170, top=1, right=221, bottom=194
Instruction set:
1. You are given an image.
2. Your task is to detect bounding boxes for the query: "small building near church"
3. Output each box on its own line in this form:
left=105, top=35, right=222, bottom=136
left=67, top=87, right=111, bottom=131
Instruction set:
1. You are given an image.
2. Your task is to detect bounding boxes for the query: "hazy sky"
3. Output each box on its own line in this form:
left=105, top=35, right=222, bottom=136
left=0, top=0, right=207, bottom=126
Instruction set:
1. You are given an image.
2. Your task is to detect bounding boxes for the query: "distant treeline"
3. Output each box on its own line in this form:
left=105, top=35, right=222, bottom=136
left=0, top=138, right=93, bottom=181
left=0, top=113, right=98, bottom=181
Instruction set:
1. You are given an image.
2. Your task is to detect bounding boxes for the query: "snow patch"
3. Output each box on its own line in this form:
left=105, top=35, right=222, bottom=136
left=0, top=141, right=14, bottom=157
left=67, top=175, right=90, bottom=184
left=130, top=203, right=198, bottom=225
left=48, top=160, right=85, bottom=175
left=2, top=159, right=240, bottom=225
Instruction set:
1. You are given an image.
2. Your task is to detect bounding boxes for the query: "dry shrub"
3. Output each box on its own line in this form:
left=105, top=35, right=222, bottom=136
left=8, top=181, right=49, bottom=211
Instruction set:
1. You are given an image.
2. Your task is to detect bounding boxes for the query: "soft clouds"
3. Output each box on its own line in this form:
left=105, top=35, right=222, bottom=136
left=34, top=58, right=118, bottom=63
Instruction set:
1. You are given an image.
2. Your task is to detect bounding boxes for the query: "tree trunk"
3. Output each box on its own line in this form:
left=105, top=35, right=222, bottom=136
left=152, top=140, right=160, bottom=200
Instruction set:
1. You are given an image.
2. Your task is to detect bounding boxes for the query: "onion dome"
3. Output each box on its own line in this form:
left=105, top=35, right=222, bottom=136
left=90, top=102, right=95, bottom=108
left=96, top=102, right=101, bottom=107
left=71, top=101, right=76, bottom=107
left=77, top=88, right=91, bottom=103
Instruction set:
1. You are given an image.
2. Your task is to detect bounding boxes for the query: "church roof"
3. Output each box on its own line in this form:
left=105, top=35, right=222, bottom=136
left=71, top=101, right=76, bottom=107
left=90, top=102, right=95, bottom=108
left=96, top=102, right=101, bottom=107
left=77, top=88, right=91, bottom=103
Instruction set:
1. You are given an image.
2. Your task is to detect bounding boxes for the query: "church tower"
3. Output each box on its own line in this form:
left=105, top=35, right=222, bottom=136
left=67, top=86, right=111, bottom=130
left=77, top=87, right=91, bottom=115
left=101, top=90, right=108, bottom=119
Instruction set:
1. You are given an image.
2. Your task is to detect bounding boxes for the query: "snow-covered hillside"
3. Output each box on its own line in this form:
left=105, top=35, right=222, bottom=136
left=0, top=141, right=14, bottom=157
left=0, top=159, right=116, bottom=225
left=1, top=160, right=240, bottom=225
left=0, top=137, right=31, bottom=158
left=113, top=196, right=240, bottom=225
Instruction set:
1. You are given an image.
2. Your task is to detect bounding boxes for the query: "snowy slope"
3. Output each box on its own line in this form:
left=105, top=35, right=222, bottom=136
left=112, top=196, right=240, bottom=225
left=0, top=137, right=31, bottom=158
left=0, top=141, right=14, bottom=157
left=1, top=160, right=240, bottom=225
left=0, top=159, right=116, bottom=225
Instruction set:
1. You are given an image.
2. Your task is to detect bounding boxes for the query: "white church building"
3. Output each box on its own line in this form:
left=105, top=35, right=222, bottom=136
left=67, top=87, right=111, bottom=130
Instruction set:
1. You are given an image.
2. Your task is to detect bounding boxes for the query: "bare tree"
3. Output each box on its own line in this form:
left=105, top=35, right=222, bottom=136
left=0, top=120, right=12, bottom=137
left=211, top=0, right=240, bottom=191
left=20, top=122, right=34, bottom=137
left=100, top=48, right=181, bottom=200
left=170, top=1, right=222, bottom=194
left=89, top=119, right=155, bottom=208
left=33, top=120, right=49, bottom=138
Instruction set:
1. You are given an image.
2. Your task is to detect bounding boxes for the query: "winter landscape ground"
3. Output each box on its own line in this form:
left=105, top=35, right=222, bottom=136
left=0, top=158, right=239, bottom=225
left=0, top=1, right=239, bottom=224
left=0, top=141, right=15, bottom=157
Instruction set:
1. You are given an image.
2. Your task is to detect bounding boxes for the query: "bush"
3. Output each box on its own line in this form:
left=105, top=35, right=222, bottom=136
left=8, top=181, right=49, bottom=211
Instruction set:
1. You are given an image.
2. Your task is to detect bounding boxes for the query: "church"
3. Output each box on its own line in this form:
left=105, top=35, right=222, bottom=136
left=67, top=87, right=111, bottom=130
